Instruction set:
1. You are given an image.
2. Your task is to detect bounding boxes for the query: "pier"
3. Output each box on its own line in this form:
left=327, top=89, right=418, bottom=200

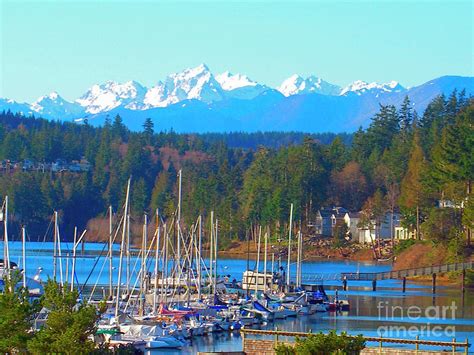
left=339, top=261, right=474, bottom=293
left=340, top=261, right=474, bottom=281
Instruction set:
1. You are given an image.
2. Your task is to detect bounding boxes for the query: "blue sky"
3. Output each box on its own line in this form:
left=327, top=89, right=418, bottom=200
left=1, top=0, right=472, bottom=102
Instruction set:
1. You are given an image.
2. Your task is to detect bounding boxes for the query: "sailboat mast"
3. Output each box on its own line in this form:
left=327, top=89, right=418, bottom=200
left=296, top=229, right=301, bottom=288
left=264, top=231, right=267, bottom=294
left=271, top=253, right=274, bottom=275
left=177, top=170, right=182, bottom=279
left=3, top=197, right=10, bottom=275
left=71, top=227, right=77, bottom=291
left=126, top=213, right=130, bottom=295
left=286, top=203, right=294, bottom=288
left=246, top=227, right=250, bottom=298
left=71, top=229, right=85, bottom=291
left=153, top=211, right=160, bottom=314
left=163, top=223, right=168, bottom=304
left=209, top=211, right=213, bottom=295
left=187, top=226, right=192, bottom=306
left=214, top=218, right=218, bottom=292
left=22, top=226, right=26, bottom=288
left=109, top=206, right=113, bottom=298
left=57, top=216, right=63, bottom=287
left=139, top=214, right=147, bottom=316
left=197, top=215, right=202, bottom=299
left=53, top=211, right=58, bottom=281
left=300, top=230, right=303, bottom=287
left=115, top=178, right=131, bottom=319
left=254, top=226, right=261, bottom=295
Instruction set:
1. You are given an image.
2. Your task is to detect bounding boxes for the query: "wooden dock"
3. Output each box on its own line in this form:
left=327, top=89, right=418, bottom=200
left=341, top=261, right=474, bottom=281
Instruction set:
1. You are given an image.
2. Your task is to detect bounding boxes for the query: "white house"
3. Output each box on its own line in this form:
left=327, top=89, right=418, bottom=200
left=354, top=212, right=401, bottom=244
left=343, top=212, right=361, bottom=241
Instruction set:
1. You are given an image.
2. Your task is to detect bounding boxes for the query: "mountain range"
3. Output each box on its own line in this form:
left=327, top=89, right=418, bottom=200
left=1, top=64, right=472, bottom=133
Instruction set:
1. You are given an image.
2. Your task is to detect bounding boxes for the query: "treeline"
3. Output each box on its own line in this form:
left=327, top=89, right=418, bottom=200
left=0, top=91, right=472, bottom=259
left=198, top=131, right=353, bottom=149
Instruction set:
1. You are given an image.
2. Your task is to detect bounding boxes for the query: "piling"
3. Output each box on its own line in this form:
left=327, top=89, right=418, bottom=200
left=402, top=277, right=406, bottom=293
left=461, top=269, right=466, bottom=293
left=432, top=273, right=436, bottom=294
left=372, top=279, right=377, bottom=292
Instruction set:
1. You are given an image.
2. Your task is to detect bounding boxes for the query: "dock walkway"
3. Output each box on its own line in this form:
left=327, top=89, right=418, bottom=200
left=341, top=261, right=474, bottom=281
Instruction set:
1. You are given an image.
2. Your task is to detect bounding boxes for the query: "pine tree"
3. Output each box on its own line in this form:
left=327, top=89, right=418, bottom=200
left=131, top=177, right=149, bottom=214
left=142, top=117, right=154, bottom=145
left=366, top=104, right=400, bottom=153
left=0, top=271, right=40, bottom=353
left=399, top=132, right=428, bottom=239
left=399, top=96, right=413, bottom=133
left=431, top=104, right=474, bottom=244
left=111, top=114, right=127, bottom=141
left=27, top=280, right=103, bottom=354
left=327, top=136, right=347, bottom=171
left=419, top=95, right=446, bottom=153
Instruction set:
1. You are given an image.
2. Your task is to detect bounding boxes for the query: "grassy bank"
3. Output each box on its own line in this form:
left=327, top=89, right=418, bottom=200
left=393, top=240, right=474, bottom=287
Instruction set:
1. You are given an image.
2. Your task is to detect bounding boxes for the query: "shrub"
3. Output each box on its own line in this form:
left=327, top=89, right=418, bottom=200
left=275, top=331, right=366, bottom=355
left=393, top=239, right=417, bottom=255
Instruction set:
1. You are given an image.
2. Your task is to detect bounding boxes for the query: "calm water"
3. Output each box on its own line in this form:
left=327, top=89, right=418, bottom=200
left=2, top=241, right=474, bottom=353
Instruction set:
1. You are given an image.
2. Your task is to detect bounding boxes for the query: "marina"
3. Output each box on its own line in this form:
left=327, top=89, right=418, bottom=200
left=1, top=166, right=473, bottom=354
left=2, top=239, right=473, bottom=353
left=1, top=2, right=473, bottom=353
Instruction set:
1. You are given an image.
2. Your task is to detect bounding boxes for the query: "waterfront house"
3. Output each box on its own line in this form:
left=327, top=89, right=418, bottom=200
left=356, top=212, right=401, bottom=244
left=314, top=207, right=348, bottom=236
left=314, top=209, right=333, bottom=236
left=343, top=212, right=361, bottom=241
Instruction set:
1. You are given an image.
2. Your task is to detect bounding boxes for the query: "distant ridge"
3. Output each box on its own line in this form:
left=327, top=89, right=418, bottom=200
left=1, top=65, right=472, bottom=133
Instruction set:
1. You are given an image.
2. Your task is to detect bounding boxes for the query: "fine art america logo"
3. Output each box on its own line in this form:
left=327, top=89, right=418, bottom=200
left=377, top=301, right=457, bottom=338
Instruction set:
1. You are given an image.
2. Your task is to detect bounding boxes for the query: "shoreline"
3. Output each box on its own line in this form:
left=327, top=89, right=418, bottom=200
left=218, top=249, right=378, bottom=263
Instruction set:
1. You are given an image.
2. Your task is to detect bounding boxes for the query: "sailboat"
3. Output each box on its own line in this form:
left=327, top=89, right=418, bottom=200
left=0, top=198, right=43, bottom=297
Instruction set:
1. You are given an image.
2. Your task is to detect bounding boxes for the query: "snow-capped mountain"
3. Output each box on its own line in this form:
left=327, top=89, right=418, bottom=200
left=0, top=65, right=471, bottom=133
left=216, top=71, right=268, bottom=99
left=216, top=71, right=257, bottom=90
left=31, top=92, right=85, bottom=118
left=143, top=64, right=224, bottom=108
left=76, top=80, right=147, bottom=114
left=278, top=75, right=341, bottom=96
left=0, top=98, right=31, bottom=116
left=340, top=80, right=406, bottom=96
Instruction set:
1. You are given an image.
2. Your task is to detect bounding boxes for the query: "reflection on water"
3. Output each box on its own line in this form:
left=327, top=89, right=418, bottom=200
left=155, top=289, right=473, bottom=354
left=2, top=242, right=473, bottom=354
